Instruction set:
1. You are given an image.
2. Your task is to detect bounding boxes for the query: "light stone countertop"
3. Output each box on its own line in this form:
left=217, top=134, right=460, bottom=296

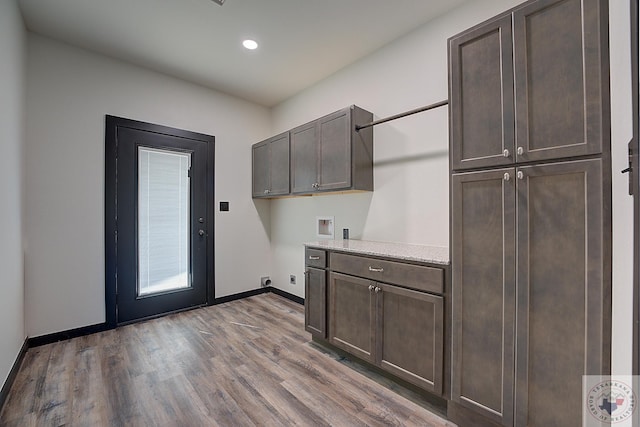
left=305, top=240, right=450, bottom=265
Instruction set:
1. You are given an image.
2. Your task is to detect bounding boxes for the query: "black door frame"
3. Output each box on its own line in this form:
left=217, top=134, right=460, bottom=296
left=105, top=115, right=215, bottom=328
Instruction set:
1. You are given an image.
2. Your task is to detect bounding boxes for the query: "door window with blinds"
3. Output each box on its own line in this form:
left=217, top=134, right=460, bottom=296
left=137, top=147, right=191, bottom=296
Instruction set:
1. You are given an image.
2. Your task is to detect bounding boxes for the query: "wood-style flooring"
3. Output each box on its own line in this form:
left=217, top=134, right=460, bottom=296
left=0, top=293, right=456, bottom=426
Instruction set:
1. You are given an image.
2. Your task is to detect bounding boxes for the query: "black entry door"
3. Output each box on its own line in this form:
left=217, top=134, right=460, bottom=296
left=105, top=116, right=215, bottom=325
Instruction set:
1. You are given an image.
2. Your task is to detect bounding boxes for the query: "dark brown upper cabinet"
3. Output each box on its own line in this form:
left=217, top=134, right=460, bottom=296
left=449, top=14, right=515, bottom=171
left=290, top=106, right=373, bottom=195
left=251, top=132, right=290, bottom=198
left=449, top=0, right=609, bottom=171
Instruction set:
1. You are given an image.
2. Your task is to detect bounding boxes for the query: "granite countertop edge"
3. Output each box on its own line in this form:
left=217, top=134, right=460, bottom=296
left=305, top=240, right=450, bottom=266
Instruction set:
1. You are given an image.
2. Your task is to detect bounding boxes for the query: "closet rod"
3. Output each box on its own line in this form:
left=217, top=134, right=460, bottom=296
left=356, top=99, right=448, bottom=131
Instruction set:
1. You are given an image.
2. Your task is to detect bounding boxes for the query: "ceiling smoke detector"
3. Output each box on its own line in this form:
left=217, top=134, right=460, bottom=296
left=211, top=0, right=225, bottom=5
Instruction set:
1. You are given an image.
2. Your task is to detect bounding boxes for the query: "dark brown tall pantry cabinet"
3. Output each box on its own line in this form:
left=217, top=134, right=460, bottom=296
left=448, top=0, right=611, bottom=426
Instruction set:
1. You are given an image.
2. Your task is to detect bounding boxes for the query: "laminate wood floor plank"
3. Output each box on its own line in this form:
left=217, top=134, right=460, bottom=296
left=280, top=378, right=369, bottom=426
left=37, top=340, right=75, bottom=425
left=1, top=293, right=454, bottom=426
left=209, top=362, right=292, bottom=426
left=234, top=362, right=328, bottom=427
left=0, top=345, right=50, bottom=424
left=70, top=344, right=109, bottom=427
left=181, top=359, right=251, bottom=426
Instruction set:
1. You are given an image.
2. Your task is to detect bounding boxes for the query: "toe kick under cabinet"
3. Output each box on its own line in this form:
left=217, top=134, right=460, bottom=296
left=304, top=243, right=450, bottom=398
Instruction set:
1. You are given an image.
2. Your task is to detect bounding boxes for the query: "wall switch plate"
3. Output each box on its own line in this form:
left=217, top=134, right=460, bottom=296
left=220, top=201, right=229, bottom=211
left=343, top=228, right=349, bottom=239
left=290, top=275, right=296, bottom=285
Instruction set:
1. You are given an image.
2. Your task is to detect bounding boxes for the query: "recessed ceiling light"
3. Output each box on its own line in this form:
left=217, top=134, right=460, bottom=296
left=242, top=39, right=258, bottom=50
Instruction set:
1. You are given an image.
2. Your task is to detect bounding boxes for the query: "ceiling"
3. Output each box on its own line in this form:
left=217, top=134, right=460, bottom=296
left=18, top=0, right=469, bottom=107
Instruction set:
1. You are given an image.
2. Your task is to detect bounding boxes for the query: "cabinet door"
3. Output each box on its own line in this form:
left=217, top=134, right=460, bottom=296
left=449, top=14, right=514, bottom=171
left=251, top=141, right=270, bottom=197
left=451, top=168, right=516, bottom=426
left=305, top=267, right=326, bottom=338
left=318, top=108, right=351, bottom=190
left=328, top=272, right=376, bottom=363
left=291, top=122, right=318, bottom=194
left=269, top=132, right=290, bottom=196
left=515, top=159, right=608, bottom=427
left=513, top=0, right=608, bottom=162
left=377, top=284, right=443, bottom=395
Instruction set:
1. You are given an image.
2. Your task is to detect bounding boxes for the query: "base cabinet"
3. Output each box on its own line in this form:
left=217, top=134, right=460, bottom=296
left=304, top=248, right=328, bottom=338
left=377, top=283, right=443, bottom=394
left=514, top=160, right=607, bottom=427
left=450, top=168, right=516, bottom=426
left=328, top=273, right=376, bottom=363
left=305, top=267, right=326, bottom=338
left=327, top=257, right=445, bottom=396
left=451, top=160, right=609, bottom=426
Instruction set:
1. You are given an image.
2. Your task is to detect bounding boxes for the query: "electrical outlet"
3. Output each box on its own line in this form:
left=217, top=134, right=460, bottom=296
left=290, top=275, right=296, bottom=285
left=261, top=276, right=271, bottom=287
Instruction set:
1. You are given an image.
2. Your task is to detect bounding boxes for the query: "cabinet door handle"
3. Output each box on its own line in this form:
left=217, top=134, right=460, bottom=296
left=368, top=266, right=384, bottom=273
left=517, top=171, right=524, bottom=180
left=503, top=149, right=510, bottom=158
left=308, top=256, right=321, bottom=260
left=503, top=172, right=510, bottom=181
left=517, top=146, right=524, bottom=155
left=368, top=284, right=375, bottom=291
left=264, top=189, right=270, bottom=194
left=375, top=286, right=381, bottom=293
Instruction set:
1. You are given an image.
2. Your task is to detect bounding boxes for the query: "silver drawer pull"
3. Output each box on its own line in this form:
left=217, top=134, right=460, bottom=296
left=368, top=266, right=384, bottom=273
left=308, top=256, right=321, bottom=260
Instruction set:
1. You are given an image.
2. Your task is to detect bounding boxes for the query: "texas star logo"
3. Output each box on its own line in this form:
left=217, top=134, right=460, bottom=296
left=587, top=380, right=636, bottom=423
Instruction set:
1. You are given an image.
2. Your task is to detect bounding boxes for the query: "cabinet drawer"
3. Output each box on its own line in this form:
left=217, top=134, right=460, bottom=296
left=330, top=252, right=443, bottom=294
left=305, top=248, right=327, bottom=268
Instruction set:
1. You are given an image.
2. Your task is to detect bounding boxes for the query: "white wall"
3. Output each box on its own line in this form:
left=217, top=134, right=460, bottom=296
left=24, top=35, right=272, bottom=338
left=609, top=0, right=634, bottom=375
left=0, top=0, right=26, bottom=387
left=269, top=0, right=635, bottom=376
